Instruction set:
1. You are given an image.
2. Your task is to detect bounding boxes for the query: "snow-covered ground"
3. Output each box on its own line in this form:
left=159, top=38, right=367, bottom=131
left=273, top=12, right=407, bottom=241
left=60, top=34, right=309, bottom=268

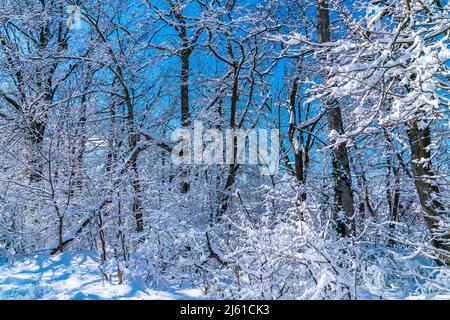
left=0, top=253, right=204, bottom=300
left=1, top=252, right=449, bottom=300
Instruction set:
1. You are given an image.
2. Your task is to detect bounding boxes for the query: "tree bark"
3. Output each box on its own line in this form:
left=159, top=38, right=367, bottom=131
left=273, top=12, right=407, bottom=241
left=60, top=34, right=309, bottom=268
left=317, top=0, right=355, bottom=236
left=407, top=122, right=450, bottom=257
left=179, top=47, right=192, bottom=193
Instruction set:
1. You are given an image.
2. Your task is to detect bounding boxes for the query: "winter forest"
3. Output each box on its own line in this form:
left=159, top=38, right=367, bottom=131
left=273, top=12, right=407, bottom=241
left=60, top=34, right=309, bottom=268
left=0, top=0, right=449, bottom=300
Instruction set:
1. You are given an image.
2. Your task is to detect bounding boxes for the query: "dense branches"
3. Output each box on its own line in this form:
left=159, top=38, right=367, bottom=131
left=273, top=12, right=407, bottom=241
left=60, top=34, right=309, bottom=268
left=0, top=0, right=449, bottom=299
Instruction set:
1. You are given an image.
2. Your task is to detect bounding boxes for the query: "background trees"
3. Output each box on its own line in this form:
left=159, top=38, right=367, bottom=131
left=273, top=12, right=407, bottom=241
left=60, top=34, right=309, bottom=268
left=0, top=0, right=449, bottom=299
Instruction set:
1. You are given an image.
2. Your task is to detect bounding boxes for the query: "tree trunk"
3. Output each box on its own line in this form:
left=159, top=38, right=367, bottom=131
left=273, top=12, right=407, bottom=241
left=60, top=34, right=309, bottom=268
left=317, top=0, right=355, bottom=236
left=384, top=131, right=401, bottom=233
left=179, top=47, right=192, bottom=194
left=407, top=122, right=450, bottom=257
left=217, top=65, right=240, bottom=219
left=70, top=90, right=89, bottom=194
left=288, top=59, right=306, bottom=188
left=27, top=121, right=46, bottom=183
left=130, top=161, right=144, bottom=233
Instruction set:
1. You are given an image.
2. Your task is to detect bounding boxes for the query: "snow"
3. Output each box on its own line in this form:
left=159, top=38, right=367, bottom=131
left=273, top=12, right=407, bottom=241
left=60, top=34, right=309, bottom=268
left=0, top=253, right=204, bottom=300
left=0, top=250, right=449, bottom=300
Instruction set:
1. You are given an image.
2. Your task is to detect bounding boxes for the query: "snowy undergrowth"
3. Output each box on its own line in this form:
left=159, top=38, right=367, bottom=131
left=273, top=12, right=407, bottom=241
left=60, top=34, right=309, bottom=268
left=0, top=252, right=203, bottom=300
left=206, top=224, right=450, bottom=300
left=0, top=248, right=448, bottom=300
left=1, top=183, right=449, bottom=300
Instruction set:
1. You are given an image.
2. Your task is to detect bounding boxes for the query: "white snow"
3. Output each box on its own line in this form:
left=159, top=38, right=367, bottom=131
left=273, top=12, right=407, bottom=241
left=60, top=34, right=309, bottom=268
left=1, top=251, right=449, bottom=300
left=0, top=253, right=204, bottom=300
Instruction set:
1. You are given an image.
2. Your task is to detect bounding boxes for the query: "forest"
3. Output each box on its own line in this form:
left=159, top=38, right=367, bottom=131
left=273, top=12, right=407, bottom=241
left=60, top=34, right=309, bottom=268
left=0, top=0, right=449, bottom=300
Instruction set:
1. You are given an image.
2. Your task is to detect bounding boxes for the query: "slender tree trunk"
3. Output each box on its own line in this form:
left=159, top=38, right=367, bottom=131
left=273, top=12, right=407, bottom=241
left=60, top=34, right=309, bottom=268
left=57, top=215, right=64, bottom=253
left=27, top=121, right=46, bottom=183
left=317, top=0, right=355, bottom=236
left=180, top=48, right=192, bottom=193
left=288, top=60, right=306, bottom=188
left=130, top=162, right=144, bottom=233
left=98, top=212, right=107, bottom=262
left=407, top=122, right=450, bottom=257
left=217, top=65, right=240, bottom=219
left=384, top=131, right=401, bottom=233
left=127, top=135, right=144, bottom=233
left=71, top=91, right=89, bottom=194
left=124, top=82, right=144, bottom=233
